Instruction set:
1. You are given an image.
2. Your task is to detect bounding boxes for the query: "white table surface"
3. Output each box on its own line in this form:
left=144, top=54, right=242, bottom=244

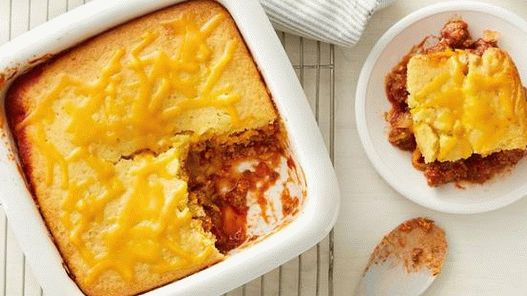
left=2, top=0, right=527, bottom=295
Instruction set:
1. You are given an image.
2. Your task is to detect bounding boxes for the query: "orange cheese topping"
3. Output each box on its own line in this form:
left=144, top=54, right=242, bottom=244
left=16, top=13, right=240, bottom=284
left=407, top=48, right=527, bottom=163
left=19, top=13, right=240, bottom=154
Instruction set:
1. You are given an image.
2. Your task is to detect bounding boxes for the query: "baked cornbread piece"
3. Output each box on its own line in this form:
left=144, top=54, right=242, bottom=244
left=5, top=1, right=277, bottom=295
left=407, top=48, right=527, bottom=163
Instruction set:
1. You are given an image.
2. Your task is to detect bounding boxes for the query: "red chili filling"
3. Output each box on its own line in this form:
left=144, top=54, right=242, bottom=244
left=185, top=123, right=295, bottom=253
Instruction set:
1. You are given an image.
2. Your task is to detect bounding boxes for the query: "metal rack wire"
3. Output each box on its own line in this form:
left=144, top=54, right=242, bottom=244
left=0, top=1, right=336, bottom=295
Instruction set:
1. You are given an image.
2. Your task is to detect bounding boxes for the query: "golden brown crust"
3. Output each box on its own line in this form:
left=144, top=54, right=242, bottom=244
left=5, top=66, right=42, bottom=200
left=5, top=1, right=277, bottom=295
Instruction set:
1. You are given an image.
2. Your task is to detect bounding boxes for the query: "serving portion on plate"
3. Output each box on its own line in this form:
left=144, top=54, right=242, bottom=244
left=4, top=1, right=305, bottom=295
left=356, top=1, right=527, bottom=213
left=385, top=19, right=527, bottom=187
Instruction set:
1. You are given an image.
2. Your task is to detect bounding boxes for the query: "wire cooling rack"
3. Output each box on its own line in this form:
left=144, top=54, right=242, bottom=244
left=0, top=1, right=336, bottom=295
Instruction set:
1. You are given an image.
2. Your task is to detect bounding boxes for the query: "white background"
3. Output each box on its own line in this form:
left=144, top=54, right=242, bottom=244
left=1, top=0, right=527, bottom=295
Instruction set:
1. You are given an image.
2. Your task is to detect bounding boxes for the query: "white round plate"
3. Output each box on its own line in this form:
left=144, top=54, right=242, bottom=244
left=355, top=1, right=527, bottom=214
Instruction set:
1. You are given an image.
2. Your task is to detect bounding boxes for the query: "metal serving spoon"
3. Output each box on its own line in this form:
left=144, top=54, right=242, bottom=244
left=355, top=217, right=447, bottom=296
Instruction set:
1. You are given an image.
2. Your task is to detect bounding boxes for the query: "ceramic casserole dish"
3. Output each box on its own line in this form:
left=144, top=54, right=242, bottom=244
left=0, top=0, right=340, bottom=295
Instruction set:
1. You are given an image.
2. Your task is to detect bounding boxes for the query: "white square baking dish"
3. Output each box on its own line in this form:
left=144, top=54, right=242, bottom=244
left=0, top=0, right=339, bottom=295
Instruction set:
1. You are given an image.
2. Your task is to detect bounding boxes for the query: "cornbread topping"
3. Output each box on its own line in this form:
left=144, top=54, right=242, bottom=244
left=17, top=13, right=241, bottom=162
left=408, top=49, right=527, bottom=163
left=385, top=19, right=527, bottom=186
left=5, top=1, right=303, bottom=295
left=15, top=12, right=237, bottom=286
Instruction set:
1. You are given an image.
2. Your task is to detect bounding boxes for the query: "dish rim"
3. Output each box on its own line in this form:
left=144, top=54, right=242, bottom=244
left=0, top=0, right=341, bottom=295
left=355, top=0, right=527, bottom=214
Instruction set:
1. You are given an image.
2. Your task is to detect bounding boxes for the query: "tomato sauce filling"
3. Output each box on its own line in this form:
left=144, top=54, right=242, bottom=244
left=385, top=20, right=526, bottom=186
left=185, top=123, right=295, bottom=253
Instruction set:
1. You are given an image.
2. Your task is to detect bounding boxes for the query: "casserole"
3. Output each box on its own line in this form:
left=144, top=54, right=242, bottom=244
left=0, top=0, right=340, bottom=295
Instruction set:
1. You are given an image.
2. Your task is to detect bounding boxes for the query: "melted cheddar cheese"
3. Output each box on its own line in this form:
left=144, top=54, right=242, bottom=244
left=407, top=48, right=527, bottom=163
left=15, top=12, right=245, bottom=285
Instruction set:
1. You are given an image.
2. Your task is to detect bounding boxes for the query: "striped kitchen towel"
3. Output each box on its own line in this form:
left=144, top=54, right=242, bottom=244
left=260, top=0, right=395, bottom=47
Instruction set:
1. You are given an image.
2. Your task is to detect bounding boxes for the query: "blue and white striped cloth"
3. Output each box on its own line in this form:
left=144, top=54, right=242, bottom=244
left=260, top=0, right=394, bottom=47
